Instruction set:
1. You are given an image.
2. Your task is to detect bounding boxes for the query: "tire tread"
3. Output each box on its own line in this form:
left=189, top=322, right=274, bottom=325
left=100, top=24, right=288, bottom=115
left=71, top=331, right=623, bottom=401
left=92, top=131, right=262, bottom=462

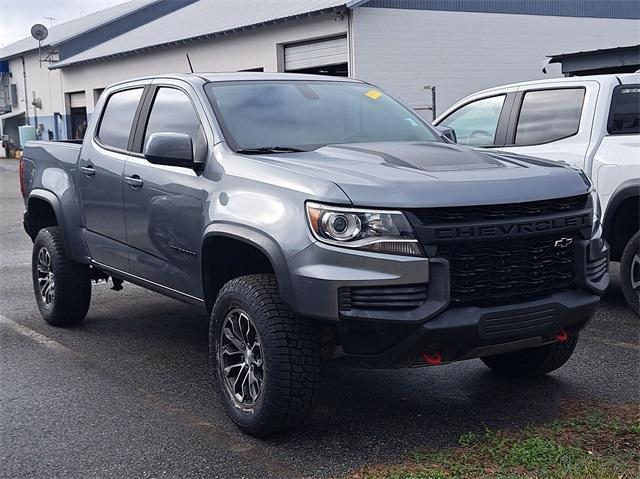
left=210, top=274, right=321, bottom=437
left=620, top=231, right=640, bottom=316
left=32, top=227, right=91, bottom=326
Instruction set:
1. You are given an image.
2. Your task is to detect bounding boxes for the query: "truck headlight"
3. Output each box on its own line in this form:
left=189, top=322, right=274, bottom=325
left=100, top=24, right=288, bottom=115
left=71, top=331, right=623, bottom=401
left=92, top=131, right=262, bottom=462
left=306, top=202, right=423, bottom=257
left=590, top=189, right=601, bottom=236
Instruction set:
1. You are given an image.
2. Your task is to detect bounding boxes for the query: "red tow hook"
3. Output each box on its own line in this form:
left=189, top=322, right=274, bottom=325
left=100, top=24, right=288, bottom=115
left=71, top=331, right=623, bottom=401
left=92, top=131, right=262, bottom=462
left=420, top=351, right=442, bottom=366
left=555, top=330, right=569, bottom=343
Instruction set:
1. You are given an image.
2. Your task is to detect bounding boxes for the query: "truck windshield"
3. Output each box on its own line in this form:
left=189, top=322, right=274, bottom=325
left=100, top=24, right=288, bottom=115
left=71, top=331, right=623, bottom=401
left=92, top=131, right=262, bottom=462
left=205, top=81, right=440, bottom=152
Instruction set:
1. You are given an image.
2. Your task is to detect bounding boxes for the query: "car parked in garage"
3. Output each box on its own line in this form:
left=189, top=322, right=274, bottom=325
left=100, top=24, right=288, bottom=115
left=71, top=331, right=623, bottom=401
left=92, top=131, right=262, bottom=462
left=435, top=73, right=640, bottom=315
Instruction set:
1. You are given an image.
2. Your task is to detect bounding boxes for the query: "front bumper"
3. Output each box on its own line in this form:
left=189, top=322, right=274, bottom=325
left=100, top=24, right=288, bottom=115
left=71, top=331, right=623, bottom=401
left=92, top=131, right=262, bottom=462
left=340, top=289, right=599, bottom=368
left=286, top=235, right=609, bottom=368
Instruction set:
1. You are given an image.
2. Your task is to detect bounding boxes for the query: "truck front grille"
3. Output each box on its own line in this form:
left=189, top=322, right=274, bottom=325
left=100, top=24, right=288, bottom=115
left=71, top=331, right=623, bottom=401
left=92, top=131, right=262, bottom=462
left=438, top=234, right=576, bottom=305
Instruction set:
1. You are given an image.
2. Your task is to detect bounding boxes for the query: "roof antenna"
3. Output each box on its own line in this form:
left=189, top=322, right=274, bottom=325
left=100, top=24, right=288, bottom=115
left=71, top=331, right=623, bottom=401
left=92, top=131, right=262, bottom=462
left=186, top=53, right=194, bottom=74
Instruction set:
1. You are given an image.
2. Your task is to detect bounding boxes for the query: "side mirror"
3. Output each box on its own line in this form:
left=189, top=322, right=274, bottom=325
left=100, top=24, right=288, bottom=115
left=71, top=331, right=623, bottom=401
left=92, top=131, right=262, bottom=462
left=435, top=125, right=457, bottom=144
left=144, top=132, right=194, bottom=167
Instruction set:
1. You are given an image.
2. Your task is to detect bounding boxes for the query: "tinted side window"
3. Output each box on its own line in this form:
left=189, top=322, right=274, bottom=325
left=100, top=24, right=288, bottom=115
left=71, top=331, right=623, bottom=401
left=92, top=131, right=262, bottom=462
left=608, top=85, right=640, bottom=135
left=144, top=88, right=203, bottom=147
left=97, top=88, right=144, bottom=150
left=515, top=88, right=584, bottom=145
left=439, top=95, right=506, bottom=147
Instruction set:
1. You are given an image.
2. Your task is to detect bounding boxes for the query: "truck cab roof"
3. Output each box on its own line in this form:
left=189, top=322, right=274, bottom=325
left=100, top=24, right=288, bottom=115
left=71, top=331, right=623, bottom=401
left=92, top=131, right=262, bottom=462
left=109, top=72, right=363, bottom=88
left=467, top=73, right=640, bottom=97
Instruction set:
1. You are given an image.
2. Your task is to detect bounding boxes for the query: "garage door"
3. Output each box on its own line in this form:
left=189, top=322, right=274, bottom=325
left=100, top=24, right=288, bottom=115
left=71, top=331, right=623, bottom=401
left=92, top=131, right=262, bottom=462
left=69, top=92, right=86, bottom=108
left=284, top=36, right=348, bottom=71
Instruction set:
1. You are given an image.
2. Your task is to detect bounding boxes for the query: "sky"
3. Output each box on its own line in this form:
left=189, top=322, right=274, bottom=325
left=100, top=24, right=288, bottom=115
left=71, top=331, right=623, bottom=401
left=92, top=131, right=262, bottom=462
left=0, top=0, right=131, bottom=47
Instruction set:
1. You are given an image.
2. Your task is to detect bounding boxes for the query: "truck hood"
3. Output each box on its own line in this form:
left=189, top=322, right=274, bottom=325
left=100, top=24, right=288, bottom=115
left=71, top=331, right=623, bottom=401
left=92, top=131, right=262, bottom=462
left=249, top=142, right=590, bottom=208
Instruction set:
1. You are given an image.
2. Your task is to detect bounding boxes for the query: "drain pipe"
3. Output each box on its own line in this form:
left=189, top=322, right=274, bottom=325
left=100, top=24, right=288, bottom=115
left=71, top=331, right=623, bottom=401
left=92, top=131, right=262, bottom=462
left=21, top=56, right=29, bottom=125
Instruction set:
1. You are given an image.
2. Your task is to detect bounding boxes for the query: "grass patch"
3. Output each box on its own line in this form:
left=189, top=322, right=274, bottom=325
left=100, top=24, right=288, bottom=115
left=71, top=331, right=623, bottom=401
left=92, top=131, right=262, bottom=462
left=350, top=402, right=639, bottom=479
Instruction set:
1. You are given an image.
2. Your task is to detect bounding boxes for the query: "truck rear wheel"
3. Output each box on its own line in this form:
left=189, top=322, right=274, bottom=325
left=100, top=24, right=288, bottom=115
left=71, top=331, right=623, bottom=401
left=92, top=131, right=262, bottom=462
left=209, top=274, right=321, bottom=437
left=481, top=334, right=578, bottom=377
left=620, top=231, right=640, bottom=316
left=32, top=227, right=91, bottom=327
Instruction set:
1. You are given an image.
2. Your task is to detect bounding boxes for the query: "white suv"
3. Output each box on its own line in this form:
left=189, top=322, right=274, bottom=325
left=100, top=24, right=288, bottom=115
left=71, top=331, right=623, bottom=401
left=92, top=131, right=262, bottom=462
left=435, top=74, right=640, bottom=314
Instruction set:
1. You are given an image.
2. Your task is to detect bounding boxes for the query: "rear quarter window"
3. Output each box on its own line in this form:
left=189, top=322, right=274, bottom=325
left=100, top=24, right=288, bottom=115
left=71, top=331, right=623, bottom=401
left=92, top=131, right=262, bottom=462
left=608, top=84, right=640, bottom=135
left=96, top=88, right=144, bottom=150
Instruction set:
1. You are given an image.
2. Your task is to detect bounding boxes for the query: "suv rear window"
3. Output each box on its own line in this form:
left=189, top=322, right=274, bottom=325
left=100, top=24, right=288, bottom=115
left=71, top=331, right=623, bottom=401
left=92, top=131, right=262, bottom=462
left=608, top=84, right=640, bottom=135
left=514, top=88, right=585, bottom=145
left=97, top=88, right=144, bottom=150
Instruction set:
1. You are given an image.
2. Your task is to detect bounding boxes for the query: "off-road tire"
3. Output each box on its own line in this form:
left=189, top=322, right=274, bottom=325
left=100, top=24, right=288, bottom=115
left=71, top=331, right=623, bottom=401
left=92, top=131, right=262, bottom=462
left=620, top=231, right=640, bottom=316
left=209, top=274, right=321, bottom=437
left=481, top=334, right=579, bottom=377
left=32, top=227, right=91, bottom=326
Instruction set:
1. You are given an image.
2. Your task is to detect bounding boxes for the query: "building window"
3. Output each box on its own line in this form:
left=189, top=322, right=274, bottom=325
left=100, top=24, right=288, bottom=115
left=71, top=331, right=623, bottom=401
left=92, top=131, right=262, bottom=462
left=93, top=88, right=105, bottom=106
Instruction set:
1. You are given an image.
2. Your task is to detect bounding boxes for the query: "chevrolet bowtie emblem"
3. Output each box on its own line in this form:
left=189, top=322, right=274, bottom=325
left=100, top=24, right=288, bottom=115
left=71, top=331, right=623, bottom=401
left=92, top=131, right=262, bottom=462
left=554, top=237, right=573, bottom=248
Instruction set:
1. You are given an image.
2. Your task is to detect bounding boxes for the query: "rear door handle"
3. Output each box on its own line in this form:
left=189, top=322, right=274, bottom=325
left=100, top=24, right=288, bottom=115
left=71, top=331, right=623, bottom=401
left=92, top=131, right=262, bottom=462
left=80, top=165, right=95, bottom=177
left=125, top=175, right=143, bottom=188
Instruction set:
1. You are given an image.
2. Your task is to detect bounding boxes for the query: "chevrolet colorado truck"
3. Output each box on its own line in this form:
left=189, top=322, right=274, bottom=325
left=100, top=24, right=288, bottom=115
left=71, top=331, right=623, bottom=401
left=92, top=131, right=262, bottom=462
left=435, top=74, right=639, bottom=314
left=21, top=73, right=609, bottom=437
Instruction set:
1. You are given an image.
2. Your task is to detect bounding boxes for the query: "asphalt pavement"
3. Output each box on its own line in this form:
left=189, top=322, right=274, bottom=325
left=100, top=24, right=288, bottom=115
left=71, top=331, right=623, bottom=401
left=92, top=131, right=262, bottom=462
left=1, top=159, right=638, bottom=479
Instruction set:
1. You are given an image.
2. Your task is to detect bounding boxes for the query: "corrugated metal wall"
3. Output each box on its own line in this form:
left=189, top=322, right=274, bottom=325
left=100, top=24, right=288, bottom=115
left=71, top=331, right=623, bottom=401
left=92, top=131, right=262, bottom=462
left=351, top=7, right=640, bottom=112
left=362, top=0, right=640, bottom=19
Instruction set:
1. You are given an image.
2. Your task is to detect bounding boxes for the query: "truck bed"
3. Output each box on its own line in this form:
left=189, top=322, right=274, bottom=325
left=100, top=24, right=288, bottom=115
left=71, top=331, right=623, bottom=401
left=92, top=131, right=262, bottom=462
left=22, top=140, right=82, bottom=177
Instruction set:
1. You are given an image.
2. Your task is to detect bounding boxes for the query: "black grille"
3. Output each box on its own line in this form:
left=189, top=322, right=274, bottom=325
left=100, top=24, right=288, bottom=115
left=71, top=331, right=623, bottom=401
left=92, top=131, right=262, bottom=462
left=586, top=256, right=608, bottom=283
left=410, top=195, right=587, bottom=224
left=438, top=234, right=576, bottom=305
left=339, top=284, right=427, bottom=311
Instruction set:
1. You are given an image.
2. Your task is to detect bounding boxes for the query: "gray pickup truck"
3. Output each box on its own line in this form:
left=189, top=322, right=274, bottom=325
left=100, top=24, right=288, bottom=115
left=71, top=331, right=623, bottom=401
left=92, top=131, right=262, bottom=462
left=21, top=73, right=609, bottom=437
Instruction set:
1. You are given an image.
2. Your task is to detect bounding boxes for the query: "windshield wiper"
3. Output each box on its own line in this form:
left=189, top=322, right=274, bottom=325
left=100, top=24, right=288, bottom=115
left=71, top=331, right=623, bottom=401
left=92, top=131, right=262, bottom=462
left=236, top=146, right=307, bottom=154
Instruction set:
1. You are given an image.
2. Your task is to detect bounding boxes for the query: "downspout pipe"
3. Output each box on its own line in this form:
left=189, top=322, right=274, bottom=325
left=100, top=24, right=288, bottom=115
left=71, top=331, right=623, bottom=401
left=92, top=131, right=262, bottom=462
left=21, top=56, right=29, bottom=125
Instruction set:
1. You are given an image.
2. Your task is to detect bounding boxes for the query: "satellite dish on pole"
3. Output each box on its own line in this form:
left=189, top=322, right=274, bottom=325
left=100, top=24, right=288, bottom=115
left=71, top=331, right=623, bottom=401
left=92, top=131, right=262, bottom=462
left=31, top=24, right=49, bottom=69
left=31, top=24, right=49, bottom=42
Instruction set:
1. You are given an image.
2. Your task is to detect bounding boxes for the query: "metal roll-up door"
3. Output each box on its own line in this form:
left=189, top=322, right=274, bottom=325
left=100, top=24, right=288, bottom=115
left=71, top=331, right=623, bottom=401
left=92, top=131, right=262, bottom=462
left=284, top=36, right=348, bottom=71
left=69, top=92, right=86, bottom=108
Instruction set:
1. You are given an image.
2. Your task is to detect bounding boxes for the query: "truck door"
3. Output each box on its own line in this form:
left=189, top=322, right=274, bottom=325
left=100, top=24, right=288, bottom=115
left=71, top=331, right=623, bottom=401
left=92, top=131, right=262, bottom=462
left=123, top=84, right=207, bottom=299
left=78, top=86, right=145, bottom=271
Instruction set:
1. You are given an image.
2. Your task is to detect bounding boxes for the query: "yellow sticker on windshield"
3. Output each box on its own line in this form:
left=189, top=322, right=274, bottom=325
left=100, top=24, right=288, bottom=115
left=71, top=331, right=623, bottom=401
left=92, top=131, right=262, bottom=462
left=365, top=89, right=382, bottom=100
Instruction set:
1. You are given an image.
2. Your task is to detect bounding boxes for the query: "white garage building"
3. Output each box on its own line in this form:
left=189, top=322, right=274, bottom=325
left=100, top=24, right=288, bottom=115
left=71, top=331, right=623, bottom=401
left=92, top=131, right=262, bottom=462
left=1, top=0, right=638, bottom=143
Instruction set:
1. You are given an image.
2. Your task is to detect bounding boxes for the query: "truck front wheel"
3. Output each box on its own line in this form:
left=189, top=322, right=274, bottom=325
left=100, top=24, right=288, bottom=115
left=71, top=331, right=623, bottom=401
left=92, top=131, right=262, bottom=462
left=481, top=334, right=578, bottom=377
left=209, top=274, right=321, bottom=437
left=31, top=227, right=91, bottom=326
left=620, top=231, right=640, bottom=316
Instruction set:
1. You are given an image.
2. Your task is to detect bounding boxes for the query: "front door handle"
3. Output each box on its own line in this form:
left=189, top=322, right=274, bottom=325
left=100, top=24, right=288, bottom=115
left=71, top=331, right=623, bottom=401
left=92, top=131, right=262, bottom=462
left=125, top=175, right=143, bottom=189
left=80, top=165, right=95, bottom=177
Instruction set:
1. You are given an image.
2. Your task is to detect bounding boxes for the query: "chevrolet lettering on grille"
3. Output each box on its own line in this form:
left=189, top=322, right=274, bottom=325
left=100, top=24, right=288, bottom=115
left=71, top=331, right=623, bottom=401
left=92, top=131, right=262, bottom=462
left=431, top=213, right=590, bottom=241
